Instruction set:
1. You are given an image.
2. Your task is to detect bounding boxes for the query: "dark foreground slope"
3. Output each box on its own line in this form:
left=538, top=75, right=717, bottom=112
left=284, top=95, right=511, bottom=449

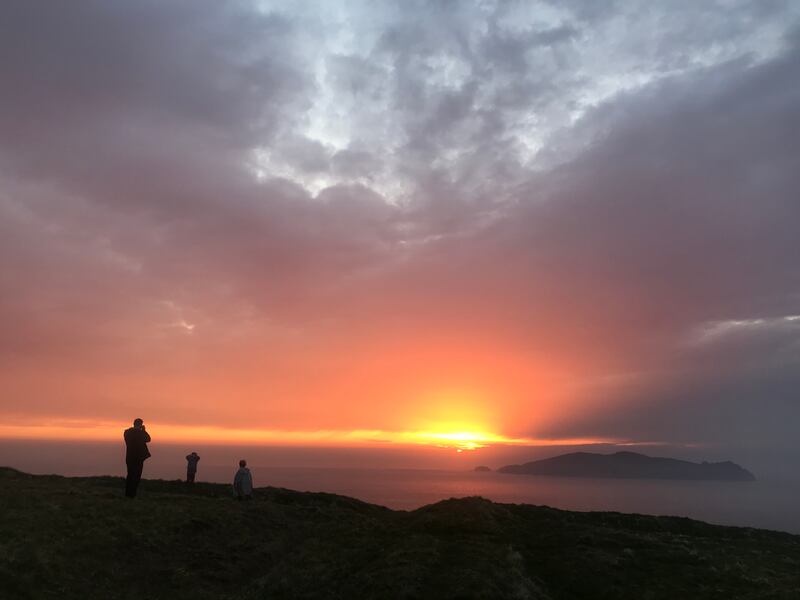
left=1, top=467, right=798, bottom=600
left=499, top=451, right=756, bottom=481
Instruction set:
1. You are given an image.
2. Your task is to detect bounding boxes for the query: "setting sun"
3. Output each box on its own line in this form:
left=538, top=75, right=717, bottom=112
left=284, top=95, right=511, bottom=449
left=400, top=430, right=511, bottom=450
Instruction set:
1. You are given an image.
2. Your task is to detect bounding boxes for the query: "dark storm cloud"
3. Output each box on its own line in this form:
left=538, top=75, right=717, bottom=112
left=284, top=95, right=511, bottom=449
left=512, top=48, right=800, bottom=443
left=0, top=0, right=303, bottom=137
left=0, top=0, right=798, bottom=445
left=0, top=1, right=307, bottom=219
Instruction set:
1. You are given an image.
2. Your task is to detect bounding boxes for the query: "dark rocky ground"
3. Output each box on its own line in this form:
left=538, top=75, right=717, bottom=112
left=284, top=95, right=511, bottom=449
left=1, top=466, right=798, bottom=599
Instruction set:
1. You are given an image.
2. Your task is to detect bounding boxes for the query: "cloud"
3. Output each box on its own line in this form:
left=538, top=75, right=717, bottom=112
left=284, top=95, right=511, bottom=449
left=0, top=1, right=798, bottom=452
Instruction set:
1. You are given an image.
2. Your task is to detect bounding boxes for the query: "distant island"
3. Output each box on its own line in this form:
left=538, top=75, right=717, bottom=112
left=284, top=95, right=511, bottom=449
left=474, top=465, right=491, bottom=472
left=498, top=451, right=756, bottom=481
left=0, top=466, right=795, bottom=599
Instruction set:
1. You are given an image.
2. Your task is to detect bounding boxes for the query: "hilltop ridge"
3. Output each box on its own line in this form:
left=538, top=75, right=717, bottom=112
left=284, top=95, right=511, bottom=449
left=1, top=466, right=797, bottom=599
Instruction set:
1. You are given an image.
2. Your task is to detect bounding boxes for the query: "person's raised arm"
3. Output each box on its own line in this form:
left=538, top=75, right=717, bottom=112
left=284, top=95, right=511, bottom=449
left=143, top=430, right=151, bottom=443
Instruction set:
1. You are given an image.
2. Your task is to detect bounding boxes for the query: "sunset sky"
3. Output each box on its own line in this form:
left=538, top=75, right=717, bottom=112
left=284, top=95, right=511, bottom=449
left=1, top=1, right=799, bottom=459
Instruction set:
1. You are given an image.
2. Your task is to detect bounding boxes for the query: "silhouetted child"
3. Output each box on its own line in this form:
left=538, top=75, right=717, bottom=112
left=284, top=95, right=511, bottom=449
left=185, top=452, right=200, bottom=483
left=233, top=459, right=253, bottom=500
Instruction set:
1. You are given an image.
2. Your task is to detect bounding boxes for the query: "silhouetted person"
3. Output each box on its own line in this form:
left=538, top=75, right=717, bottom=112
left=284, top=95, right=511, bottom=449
left=233, top=459, right=253, bottom=500
left=186, top=452, right=200, bottom=483
left=124, top=418, right=151, bottom=498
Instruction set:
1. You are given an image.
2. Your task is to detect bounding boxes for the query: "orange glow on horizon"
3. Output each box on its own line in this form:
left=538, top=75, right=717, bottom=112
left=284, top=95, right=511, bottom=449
left=0, top=420, right=627, bottom=449
left=1, top=334, right=608, bottom=458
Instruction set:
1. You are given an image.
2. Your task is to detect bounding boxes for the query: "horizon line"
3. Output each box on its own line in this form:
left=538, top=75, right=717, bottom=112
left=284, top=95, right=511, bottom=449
left=0, top=421, right=671, bottom=450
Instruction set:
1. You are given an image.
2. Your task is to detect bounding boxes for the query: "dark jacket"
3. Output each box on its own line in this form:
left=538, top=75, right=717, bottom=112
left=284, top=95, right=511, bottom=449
left=186, top=453, right=200, bottom=472
left=124, top=427, right=152, bottom=462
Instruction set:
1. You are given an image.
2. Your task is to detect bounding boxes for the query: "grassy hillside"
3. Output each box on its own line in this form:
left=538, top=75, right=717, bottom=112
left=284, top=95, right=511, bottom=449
left=1, top=467, right=798, bottom=599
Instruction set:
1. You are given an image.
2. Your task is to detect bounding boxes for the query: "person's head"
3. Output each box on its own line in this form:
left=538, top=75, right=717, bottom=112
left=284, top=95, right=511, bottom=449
left=133, top=418, right=143, bottom=428
left=239, top=459, right=247, bottom=468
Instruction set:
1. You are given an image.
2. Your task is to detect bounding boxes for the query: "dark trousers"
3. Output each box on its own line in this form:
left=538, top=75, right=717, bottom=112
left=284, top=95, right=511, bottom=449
left=187, top=470, right=196, bottom=483
left=126, top=459, right=144, bottom=497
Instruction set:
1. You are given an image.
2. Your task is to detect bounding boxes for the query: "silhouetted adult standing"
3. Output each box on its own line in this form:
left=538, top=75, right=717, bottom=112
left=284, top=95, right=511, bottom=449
left=124, top=418, right=151, bottom=498
left=185, top=452, right=200, bottom=483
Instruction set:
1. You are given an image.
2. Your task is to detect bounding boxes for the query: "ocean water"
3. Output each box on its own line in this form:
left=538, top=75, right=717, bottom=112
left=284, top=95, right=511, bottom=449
left=2, top=440, right=799, bottom=534
left=201, top=466, right=800, bottom=534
